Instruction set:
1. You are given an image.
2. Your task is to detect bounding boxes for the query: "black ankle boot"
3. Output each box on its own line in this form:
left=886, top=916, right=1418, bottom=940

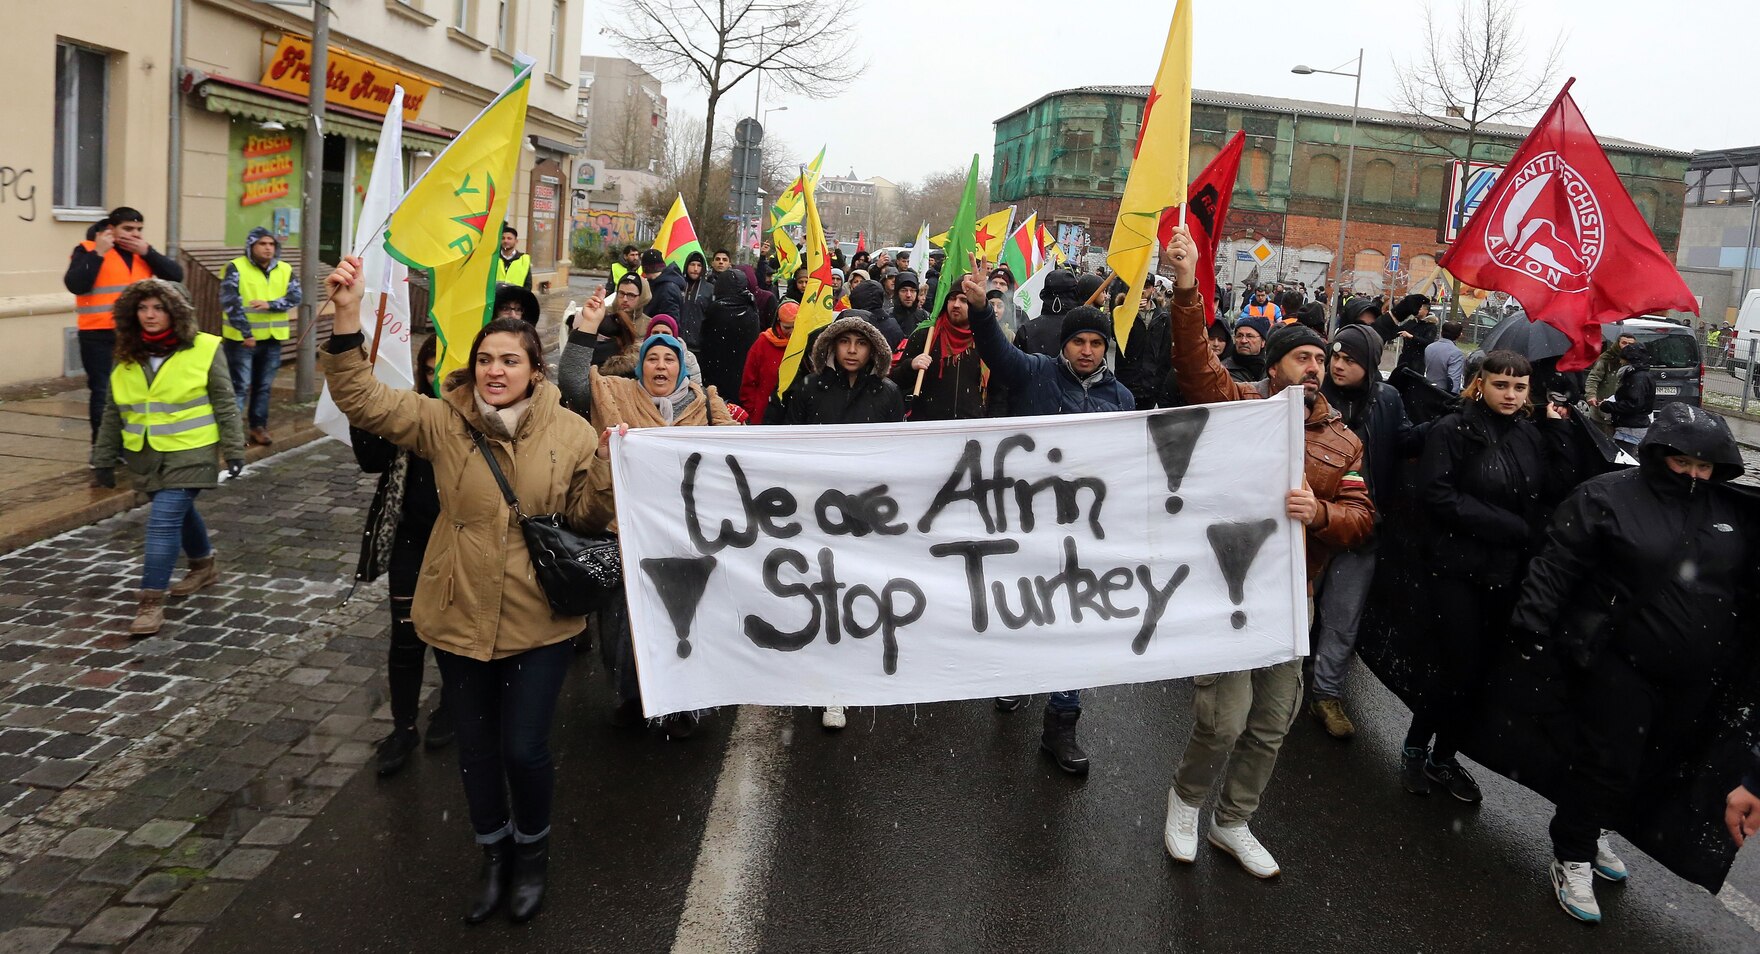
left=375, top=727, right=418, bottom=777
left=508, top=836, right=549, bottom=923
left=424, top=703, right=455, bottom=751
left=464, top=838, right=511, bottom=924
left=1039, top=708, right=1090, bottom=776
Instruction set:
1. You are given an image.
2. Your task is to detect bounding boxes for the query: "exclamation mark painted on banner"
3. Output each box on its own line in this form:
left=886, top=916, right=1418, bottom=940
left=1205, top=520, right=1277, bottom=630
left=1146, top=408, right=1210, bottom=515
left=639, top=556, right=718, bottom=658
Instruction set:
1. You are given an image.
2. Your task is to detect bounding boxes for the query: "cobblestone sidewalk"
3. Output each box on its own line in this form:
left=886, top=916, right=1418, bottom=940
left=0, top=441, right=409, bottom=953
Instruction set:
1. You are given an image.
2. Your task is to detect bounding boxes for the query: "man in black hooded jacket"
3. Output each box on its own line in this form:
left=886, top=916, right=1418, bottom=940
left=1308, top=323, right=1426, bottom=737
left=848, top=279, right=905, bottom=349
left=1512, top=403, right=1756, bottom=923
left=642, top=249, right=687, bottom=320
left=1598, top=341, right=1656, bottom=447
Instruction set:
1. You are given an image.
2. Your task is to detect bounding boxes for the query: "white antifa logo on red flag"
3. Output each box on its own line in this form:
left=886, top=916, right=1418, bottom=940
left=1483, top=151, right=1605, bottom=294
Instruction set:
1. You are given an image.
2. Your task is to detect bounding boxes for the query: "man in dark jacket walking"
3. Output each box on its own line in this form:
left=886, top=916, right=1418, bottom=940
left=1160, top=225, right=1374, bottom=879
left=890, top=271, right=930, bottom=342
left=962, top=274, right=1133, bottom=776
left=1598, top=341, right=1656, bottom=447
left=642, top=249, right=687, bottom=320
left=1512, top=404, right=1754, bottom=923
left=1308, top=323, right=1425, bottom=737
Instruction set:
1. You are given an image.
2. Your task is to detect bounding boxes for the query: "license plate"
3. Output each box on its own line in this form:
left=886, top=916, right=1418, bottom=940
left=1656, top=386, right=1679, bottom=395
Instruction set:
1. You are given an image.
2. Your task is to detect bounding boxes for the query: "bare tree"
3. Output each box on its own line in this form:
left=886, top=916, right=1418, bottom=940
left=1393, top=0, right=1561, bottom=318
left=603, top=0, right=866, bottom=216
left=893, top=167, right=990, bottom=246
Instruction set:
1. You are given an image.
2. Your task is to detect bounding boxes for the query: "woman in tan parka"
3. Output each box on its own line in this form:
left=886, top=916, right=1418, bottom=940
left=321, top=256, right=613, bottom=927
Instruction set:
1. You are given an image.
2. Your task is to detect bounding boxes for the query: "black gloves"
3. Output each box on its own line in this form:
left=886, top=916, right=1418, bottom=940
left=226, top=459, right=245, bottom=479
left=92, top=468, right=116, bottom=489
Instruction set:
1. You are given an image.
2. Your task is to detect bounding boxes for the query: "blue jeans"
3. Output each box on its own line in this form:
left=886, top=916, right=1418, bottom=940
left=142, top=489, right=211, bottom=590
left=434, top=639, right=574, bottom=843
left=224, top=338, right=282, bottom=429
left=1048, top=690, right=1081, bottom=712
left=78, top=329, right=115, bottom=442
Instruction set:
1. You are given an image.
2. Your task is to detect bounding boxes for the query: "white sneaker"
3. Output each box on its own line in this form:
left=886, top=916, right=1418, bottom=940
left=1207, top=821, right=1279, bottom=878
left=1163, top=791, right=1201, bottom=863
left=1593, top=834, right=1629, bottom=883
left=1551, top=860, right=1602, bottom=923
left=821, top=706, right=846, bottom=730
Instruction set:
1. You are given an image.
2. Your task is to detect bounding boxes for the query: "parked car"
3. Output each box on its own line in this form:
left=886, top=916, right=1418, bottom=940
left=1722, top=289, right=1760, bottom=373
left=1602, top=317, right=1702, bottom=407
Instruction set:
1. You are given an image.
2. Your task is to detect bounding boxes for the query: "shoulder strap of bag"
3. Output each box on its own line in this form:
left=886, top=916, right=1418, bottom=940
left=467, top=429, right=525, bottom=518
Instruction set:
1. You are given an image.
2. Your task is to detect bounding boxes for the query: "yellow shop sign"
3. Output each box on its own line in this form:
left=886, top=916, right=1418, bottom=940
left=260, top=34, right=435, bottom=120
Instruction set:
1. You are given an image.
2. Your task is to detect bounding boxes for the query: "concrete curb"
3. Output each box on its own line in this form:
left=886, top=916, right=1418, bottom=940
left=0, top=423, right=326, bottom=556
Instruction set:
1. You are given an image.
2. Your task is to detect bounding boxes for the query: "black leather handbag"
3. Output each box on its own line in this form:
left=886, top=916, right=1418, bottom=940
left=469, top=430, right=622, bottom=616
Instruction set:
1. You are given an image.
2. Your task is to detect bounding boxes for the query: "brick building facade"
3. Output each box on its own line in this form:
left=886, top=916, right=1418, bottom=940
left=991, top=86, right=1690, bottom=299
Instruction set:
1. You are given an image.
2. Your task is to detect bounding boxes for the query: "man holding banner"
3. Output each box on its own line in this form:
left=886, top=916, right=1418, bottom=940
left=1160, top=225, right=1374, bottom=878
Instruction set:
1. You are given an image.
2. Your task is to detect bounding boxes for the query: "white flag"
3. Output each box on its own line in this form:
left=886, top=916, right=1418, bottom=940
left=315, top=86, right=414, bottom=446
left=1014, top=263, right=1052, bottom=320
left=909, top=221, right=930, bottom=277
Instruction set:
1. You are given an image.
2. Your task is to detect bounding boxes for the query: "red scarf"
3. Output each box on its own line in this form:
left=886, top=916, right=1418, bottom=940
left=140, top=327, right=180, bottom=357
left=931, top=318, right=988, bottom=390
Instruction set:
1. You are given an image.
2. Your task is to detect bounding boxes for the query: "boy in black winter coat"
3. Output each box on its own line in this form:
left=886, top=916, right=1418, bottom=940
left=787, top=314, right=904, bottom=426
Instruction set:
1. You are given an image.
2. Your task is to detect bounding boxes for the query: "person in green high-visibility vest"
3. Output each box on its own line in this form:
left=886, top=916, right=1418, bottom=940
left=219, top=227, right=301, bottom=447
left=495, top=224, right=534, bottom=290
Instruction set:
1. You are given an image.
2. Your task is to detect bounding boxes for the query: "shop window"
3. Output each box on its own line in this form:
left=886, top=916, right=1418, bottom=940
left=53, top=41, right=107, bottom=211
left=1306, top=154, right=1340, bottom=199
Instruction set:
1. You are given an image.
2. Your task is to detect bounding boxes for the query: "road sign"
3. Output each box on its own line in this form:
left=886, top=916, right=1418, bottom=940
left=729, top=119, right=765, bottom=218
left=1443, top=161, right=1505, bottom=242
left=1389, top=242, right=1401, bottom=272
left=1249, top=238, right=1274, bottom=265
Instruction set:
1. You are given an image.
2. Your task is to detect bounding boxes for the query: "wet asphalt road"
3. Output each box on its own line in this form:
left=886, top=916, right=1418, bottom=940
left=191, top=648, right=1760, bottom=954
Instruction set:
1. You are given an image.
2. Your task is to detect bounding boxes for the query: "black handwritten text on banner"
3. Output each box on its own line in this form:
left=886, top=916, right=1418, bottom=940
left=610, top=390, right=1309, bottom=716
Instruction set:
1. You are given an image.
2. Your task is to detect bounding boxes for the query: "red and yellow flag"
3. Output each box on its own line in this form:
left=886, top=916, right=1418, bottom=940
left=652, top=194, right=702, bottom=268
left=1104, top=0, right=1193, bottom=348
left=776, top=176, right=835, bottom=395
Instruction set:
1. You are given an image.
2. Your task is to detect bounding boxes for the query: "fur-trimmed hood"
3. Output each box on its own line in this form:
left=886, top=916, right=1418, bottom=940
left=809, top=313, right=893, bottom=376
left=113, top=278, right=200, bottom=344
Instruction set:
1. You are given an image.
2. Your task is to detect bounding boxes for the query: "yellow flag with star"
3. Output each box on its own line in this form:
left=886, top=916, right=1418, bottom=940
left=384, top=65, right=532, bottom=386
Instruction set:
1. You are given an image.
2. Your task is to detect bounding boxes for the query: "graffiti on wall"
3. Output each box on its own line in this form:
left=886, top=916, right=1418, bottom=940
left=0, top=166, right=37, bottom=222
left=572, top=209, right=643, bottom=252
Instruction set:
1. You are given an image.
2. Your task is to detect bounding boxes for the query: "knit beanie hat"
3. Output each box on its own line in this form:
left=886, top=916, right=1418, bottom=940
left=1265, top=323, right=1327, bottom=368
left=1059, top=305, right=1112, bottom=348
left=646, top=313, right=681, bottom=338
left=638, top=332, right=689, bottom=387
left=1328, top=323, right=1384, bottom=375
left=1392, top=294, right=1432, bottom=320
left=1206, top=320, right=1231, bottom=343
left=1235, top=314, right=1272, bottom=342
left=777, top=300, right=800, bottom=324
left=1296, top=301, right=1328, bottom=334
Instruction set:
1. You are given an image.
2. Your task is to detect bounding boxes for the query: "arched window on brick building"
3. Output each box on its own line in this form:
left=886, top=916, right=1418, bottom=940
left=1361, top=159, right=1395, bottom=204
left=1307, top=153, right=1341, bottom=199
left=1245, top=147, right=1273, bottom=196
left=1419, top=165, right=1448, bottom=207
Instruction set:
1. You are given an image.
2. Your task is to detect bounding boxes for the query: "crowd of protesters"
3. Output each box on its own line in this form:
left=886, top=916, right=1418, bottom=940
left=67, top=206, right=1760, bottom=930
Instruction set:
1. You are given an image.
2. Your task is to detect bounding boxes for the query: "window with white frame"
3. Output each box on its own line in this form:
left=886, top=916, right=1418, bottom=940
left=453, top=0, right=471, bottom=30
left=496, top=0, right=512, bottom=49
left=550, top=1, right=565, bottom=71
left=54, top=41, right=107, bottom=210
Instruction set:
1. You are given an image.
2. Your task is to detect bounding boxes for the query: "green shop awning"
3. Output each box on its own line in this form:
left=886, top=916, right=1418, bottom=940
left=195, top=81, right=454, bottom=153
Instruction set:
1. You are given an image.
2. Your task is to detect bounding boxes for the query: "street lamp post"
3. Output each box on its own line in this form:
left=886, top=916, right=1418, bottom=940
left=764, top=105, right=788, bottom=128
left=1293, top=49, right=1364, bottom=299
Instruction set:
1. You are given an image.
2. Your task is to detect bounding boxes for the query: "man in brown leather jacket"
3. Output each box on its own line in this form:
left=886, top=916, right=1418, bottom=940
left=1157, top=225, right=1374, bottom=879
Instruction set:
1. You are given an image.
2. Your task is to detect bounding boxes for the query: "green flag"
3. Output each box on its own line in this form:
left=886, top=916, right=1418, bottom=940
left=929, top=154, right=982, bottom=323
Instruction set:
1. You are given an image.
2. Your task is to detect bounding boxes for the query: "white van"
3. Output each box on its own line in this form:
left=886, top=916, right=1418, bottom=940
left=1723, top=289, right=1760, bottom=372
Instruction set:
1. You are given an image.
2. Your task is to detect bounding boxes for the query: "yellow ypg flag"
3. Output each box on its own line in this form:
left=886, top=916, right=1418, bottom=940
left=1105, top=0, right=1192, bottom=349
left=770, top=146, right=826, bottom=229
left=772, top=229, right=800, bottom=280
left=384, top=66, right=533, bottom=386
left=776, top=183, right=835, bottom=395
left=930, top=208, right=1013, bottom=262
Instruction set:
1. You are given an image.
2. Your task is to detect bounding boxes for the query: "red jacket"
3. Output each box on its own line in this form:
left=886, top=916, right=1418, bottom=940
left=740, top=329, right=789, bottom=419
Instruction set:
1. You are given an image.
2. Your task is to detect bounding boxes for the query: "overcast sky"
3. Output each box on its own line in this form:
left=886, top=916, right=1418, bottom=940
left=581, top=0, right=1755, bottom=185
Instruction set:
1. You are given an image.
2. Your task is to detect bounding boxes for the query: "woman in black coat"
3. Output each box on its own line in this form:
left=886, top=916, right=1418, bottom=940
left=351, top=335, right=451, bottom=775
left=700, top=267, right=760, bottom=400
left=1509, top=403, right=1755, bottom=923
left=1401, top=350, right=1580, bottom=803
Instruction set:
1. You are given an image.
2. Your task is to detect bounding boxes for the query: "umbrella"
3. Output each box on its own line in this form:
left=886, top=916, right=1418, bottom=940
left=1481, top=311, right=1573, bottom=361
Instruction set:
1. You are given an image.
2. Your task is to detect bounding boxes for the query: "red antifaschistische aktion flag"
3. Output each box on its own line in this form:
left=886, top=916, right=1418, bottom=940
left=1439, top=79, right=1697, bottom=370
left=1160, top=130, right=1246, bottom=324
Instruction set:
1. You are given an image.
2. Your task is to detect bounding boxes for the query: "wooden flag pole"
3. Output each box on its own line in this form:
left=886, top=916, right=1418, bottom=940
left=366, top=293, right=391, bottom=366
left=914, top=251, right=980, bottom=396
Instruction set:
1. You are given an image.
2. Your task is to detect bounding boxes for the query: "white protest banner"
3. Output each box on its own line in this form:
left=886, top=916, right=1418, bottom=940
left=611, top=390, right=1309, bottom=716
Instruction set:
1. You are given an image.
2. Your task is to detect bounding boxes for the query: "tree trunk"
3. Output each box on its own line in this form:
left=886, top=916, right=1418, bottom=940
left=696, top=93, right=720, bottom=217
left=1445, top=129, right=1479, bottom=327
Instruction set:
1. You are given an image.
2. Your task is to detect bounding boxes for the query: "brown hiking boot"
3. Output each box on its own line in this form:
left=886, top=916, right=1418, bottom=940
left=168, top=555, right=219, bottom=597
left=249, top=426, right=274, bottom=446
left=129, top=589, right=167, bottom=637
left=1310, top=698, right=1356, bottom=739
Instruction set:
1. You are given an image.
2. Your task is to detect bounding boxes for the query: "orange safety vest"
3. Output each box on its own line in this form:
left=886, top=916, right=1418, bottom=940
left=73, top=242, right=154, bottom=332
left=1246, top=302, right=1279, bottom=321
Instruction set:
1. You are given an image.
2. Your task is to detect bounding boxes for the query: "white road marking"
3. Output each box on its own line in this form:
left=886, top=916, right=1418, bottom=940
left=1719, top=883, right=1760, bottom=934
left=669, top=706, right=789, bottom=954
